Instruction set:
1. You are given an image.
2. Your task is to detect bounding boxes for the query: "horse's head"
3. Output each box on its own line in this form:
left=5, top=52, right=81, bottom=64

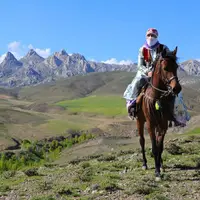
left=153, top=46, right=181, bottom=96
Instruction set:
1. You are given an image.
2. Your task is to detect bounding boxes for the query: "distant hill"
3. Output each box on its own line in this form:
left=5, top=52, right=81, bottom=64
left=0, top=87, right=18, bottom=98
left=18, top=71, right=135, bottom=103
left=16, top=71, right=200, bottom=115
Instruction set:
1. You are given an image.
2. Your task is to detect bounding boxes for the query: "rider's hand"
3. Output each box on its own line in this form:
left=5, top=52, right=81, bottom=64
left=148, top=71, right=152, bottom=77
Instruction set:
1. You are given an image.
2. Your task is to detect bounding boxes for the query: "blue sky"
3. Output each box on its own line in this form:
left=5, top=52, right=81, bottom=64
left=0, top=0, right=199, bottom=64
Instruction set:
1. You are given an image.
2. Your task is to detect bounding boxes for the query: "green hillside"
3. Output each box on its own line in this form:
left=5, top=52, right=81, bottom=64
left=18, top=71, right=135, bottom=103
left=17, top=71, right=200, bottom=115
left=0, top=87, right=18, bottom=98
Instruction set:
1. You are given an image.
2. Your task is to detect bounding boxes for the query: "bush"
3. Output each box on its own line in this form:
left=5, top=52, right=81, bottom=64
left=0, top=133, right=95, bottom=172
left=22, top=139, right=32, bottom=149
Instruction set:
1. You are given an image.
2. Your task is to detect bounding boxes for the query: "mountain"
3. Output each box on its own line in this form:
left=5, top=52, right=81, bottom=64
left=20, top=49, right=45, bottom=66
left=0, top=48, right=199, bottom=88
left=0, top=52, right=23, bottom=78
left=88, top=61, right=136, bottom=72
left=0, top=50, right=137, bottom=88
left=180, top=59, right=200, bottom=76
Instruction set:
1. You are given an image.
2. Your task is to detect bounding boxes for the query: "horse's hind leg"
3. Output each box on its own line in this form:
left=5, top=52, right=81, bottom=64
left=136, top=118, right=147, bottom=170
left=157, top=132, right=166, bottom=174
left=155, top=129, right=165, bottom=172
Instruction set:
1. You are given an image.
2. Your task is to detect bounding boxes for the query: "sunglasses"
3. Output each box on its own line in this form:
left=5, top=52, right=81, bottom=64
left=147, top=34, right=157, bottom=38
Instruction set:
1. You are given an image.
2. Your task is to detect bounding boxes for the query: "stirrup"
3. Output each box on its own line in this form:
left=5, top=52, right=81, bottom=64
left=128, top=115, right=134, bottom=120
left=128, top=107, right=136, bottom=120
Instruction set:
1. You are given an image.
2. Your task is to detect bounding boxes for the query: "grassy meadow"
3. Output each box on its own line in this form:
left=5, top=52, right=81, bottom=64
left=56, top=95, right=127, bottom=117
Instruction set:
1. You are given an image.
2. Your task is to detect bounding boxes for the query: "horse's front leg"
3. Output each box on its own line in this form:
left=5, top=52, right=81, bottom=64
left=160, top=158, right=164, bottom=172
left=156, top=132, right=166, bottom=178
left=147, top=123, right=161, bottom=180
left=151, top=137, right=161, bottom=180
left=136, top=118, right=147, bottom=170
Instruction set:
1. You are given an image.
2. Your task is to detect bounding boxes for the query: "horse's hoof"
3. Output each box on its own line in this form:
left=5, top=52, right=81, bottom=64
left=142, top=165, right=148, bottom=170
left=155, top=176, right=161, bottom=182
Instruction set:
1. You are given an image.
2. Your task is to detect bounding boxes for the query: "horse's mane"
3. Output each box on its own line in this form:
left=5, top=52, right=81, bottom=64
left=152, top=50, right=178, bottom=66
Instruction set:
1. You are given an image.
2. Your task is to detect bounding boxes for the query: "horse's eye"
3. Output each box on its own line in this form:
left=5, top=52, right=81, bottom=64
left=163, top=66, right=169, bottom=71
left=161, top=60, right=169, bottom=71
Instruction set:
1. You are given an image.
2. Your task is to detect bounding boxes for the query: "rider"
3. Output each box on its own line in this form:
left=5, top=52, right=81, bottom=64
left=123, top=28, right=186, bottom=126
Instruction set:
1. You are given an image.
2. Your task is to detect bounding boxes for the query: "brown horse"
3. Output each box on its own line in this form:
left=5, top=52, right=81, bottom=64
left=136, top=46, right=181, bottom=181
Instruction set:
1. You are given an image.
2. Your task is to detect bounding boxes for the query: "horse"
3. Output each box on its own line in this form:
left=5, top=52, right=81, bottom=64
left=135, top=46, right=181, bottom=181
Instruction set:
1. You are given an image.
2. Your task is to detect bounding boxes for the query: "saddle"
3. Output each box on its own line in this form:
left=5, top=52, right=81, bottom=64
left=136, top=87, right=146, bottom=105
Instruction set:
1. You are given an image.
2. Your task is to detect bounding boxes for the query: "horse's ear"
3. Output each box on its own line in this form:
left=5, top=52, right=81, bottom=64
left=173, top=46, right=178, bottom=56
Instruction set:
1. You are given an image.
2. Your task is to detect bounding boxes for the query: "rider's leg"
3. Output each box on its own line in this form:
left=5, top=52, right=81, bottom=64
left=127, top=77, right=148, bottom=119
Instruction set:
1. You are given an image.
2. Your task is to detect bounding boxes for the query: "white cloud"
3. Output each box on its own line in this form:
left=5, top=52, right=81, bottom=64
left=35, top=48, right=51, bottom=58
left=0, top=53, right=6, bottom=63
left=0, top=41, right=51, bottom=63
left=8, top=41, right=21, bottom=52
left=28, top=44, right=51, bottom=58
left=101, top=58, right=134, bottom=65
left=27, top=44, right=33, bottom=50
left=7, top=41, right=25, bottom=59
left=88, top=58, right=96, bottom=62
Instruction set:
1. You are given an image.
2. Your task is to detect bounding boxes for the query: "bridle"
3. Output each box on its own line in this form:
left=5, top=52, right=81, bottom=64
left=148, top=54, right=179, bottom=98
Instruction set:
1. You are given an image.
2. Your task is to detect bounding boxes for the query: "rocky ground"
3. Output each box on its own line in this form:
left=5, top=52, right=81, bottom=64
left=0, top=133, right=199, bottom=200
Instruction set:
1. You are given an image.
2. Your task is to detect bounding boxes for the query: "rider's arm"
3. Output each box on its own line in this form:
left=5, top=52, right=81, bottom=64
left=137, top=47, right=150, bottom=75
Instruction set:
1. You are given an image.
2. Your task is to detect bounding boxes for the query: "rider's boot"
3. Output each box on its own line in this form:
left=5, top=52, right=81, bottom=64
left=126, top=99, right=136, bottom=120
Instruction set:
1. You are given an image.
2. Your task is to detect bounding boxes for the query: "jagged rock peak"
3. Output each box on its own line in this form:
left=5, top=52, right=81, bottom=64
left=54, top=49, right=68, bottom=57
left=181, top=59, right=200, bottom=75
left=60, top=49, right=68, bottom=55
left=1, top=51, right=23, bottom=69
left=47, top=55, right=62, bottom=66
left=26, top=49, right=42, bottom=58
left=4, top=52, right=17, bottom=61
left=71, top=53, right=86, bottom=60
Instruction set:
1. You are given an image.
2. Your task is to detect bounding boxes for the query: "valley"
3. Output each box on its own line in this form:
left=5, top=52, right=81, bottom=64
left=0, top=71, right=200, bottom=199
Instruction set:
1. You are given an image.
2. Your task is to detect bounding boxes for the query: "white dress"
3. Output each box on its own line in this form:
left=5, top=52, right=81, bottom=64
left=123, top=45, right=163, bottom=100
